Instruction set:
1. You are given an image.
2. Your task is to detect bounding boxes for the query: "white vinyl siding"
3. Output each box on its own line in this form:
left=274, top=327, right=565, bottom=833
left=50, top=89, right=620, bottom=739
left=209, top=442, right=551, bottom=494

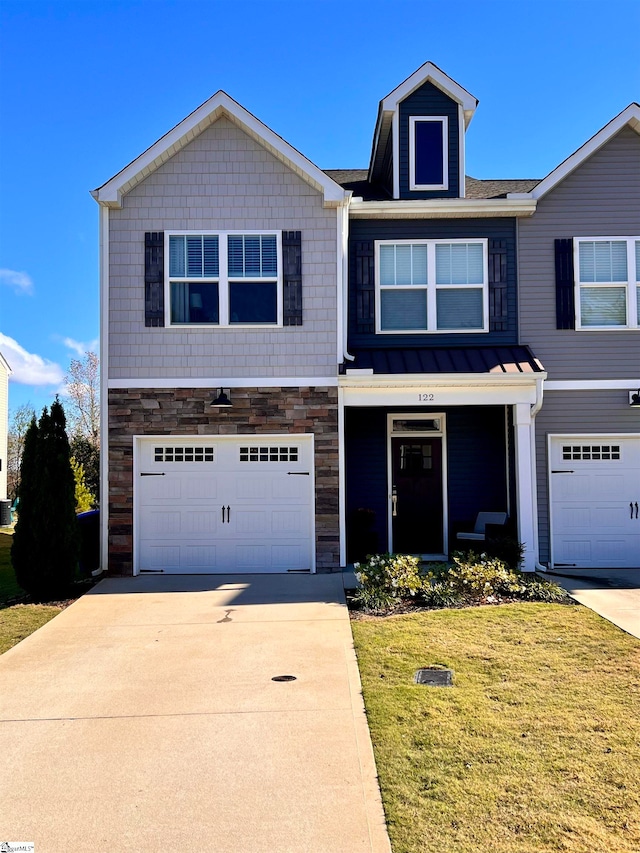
left=575, top=237, right=640, bottom=330
left=167, top=231, right=282, bottom=328
left=376, top=239, right=488, bottom=333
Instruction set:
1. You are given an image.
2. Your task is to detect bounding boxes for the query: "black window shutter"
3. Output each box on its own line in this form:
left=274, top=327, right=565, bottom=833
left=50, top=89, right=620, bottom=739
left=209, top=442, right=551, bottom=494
left=354, top=240, right=375, bottom=334
left=488, top=239, right=508, bottom=331
left=555, top=238, right=575, bottom=330
left=145, top=232, right=165, bottom=327
left=282, top=231, right=302, bottom=326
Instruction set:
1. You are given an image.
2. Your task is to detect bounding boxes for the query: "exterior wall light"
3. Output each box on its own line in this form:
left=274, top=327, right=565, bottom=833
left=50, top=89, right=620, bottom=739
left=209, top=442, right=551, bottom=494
left=210, top=389, right=233, bottom=408
left=630, top=390, right=640, bottom=408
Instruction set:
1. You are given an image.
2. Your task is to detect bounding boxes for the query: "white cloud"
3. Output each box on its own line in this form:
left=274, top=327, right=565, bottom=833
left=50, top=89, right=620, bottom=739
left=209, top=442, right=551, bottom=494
left=0, top=268, right=34, bottom=295
left=62, top=336, right=99, bottom=357
left=0, top=333, right=65, bottom=386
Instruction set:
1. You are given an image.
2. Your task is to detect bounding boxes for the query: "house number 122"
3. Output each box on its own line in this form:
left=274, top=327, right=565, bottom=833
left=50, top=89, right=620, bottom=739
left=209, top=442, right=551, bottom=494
left=418, top=393, right=435, bottom=402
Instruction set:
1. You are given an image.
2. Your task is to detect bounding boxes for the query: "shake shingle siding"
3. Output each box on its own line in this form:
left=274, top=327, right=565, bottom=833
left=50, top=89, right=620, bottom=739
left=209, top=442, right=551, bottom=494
left=108, top=117, right=338, bottom=381
left=519, top=127, right=640, bottom=379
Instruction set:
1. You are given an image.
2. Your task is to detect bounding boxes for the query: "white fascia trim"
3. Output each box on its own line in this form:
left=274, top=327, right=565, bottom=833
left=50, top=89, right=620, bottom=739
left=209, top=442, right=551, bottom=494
left=458, top=103, right=466, bottom=198
left=108, top=377, right=339, bottom=389
left=99, top=207, right=110, bottom=573
left=339, top=372, right=545, bottom=388
left=545, top=379, right=640, bottom=391
left=392, top=113, right=400, bottom=200
left=92, top=91, right=349, bottom=209
left=380, top=62, right=478, bottom=127
left=507, top=103, right=640, bottom=202
left=349, top=198, right=536, bottom=219
left=0, top=352, right=11, bottom=374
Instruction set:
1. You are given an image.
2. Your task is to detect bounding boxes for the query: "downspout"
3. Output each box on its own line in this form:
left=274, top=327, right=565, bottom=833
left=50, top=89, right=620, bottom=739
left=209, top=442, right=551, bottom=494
left=340, top=197, right=355, bottom=362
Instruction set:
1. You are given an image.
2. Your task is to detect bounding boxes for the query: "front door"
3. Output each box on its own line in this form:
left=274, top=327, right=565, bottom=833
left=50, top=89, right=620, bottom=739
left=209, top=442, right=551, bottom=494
left=391, top=437, right=443, bottom=554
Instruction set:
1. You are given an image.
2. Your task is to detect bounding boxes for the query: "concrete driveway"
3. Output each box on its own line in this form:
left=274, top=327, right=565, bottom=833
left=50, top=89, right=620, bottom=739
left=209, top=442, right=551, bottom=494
left=550, top=568, right=640, bottom=640
left=0, top=574, right=390, bottom=853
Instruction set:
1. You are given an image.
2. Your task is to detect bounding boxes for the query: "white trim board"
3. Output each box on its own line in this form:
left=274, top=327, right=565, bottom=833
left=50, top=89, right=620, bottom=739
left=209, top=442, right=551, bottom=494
left=545, top=380, right=640, bottom=391
left=348, top=198, right=536, bottom=218
left=108, top=377, right=339, bottom=389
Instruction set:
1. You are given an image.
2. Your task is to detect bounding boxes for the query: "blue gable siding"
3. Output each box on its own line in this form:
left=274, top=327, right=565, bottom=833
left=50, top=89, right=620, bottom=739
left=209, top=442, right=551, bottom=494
left=348, top=218, right=518, bottom=349
left=399, top=81, right=460, bottom=199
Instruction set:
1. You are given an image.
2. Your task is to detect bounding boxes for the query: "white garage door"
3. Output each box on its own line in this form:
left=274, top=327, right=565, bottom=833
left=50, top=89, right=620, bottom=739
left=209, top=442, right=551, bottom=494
left=550, top=436, right=640, bottom=569
left=136, top=436, right=314, bottom=574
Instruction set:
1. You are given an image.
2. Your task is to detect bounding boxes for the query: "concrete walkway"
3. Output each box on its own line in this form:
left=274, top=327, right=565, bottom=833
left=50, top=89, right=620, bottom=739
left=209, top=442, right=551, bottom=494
left=0, top=574, right=391, bottom=853
left=550, top=568, right=640, bottom=640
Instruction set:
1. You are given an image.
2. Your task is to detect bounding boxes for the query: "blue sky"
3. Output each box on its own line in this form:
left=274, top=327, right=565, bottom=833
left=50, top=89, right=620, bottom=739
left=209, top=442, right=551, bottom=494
left=1, top=0, right=639, bottom=417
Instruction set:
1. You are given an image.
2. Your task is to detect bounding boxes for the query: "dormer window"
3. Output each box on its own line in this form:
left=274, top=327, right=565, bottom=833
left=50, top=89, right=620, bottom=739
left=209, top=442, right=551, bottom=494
left=409, top=116, right=448, bottom=191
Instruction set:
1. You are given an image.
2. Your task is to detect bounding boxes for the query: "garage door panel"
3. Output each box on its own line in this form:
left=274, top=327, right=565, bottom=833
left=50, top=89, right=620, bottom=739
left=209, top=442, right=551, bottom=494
left=185, top=476, right=218, bottom=500
left=183, top=545, right=218, bottom=570
left=140, top=477, right=182, bottom=502
left=185, top=511, right=219, bottom=535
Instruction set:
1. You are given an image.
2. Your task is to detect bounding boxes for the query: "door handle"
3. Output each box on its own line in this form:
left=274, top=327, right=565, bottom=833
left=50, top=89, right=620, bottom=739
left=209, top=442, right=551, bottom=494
left=227, top=505, right=231, bottom=523
left=221, top=506, right=232, bottom=523
left=222, top=505, right=226, bottom=523
left=392, top=489, right=398, bottom=518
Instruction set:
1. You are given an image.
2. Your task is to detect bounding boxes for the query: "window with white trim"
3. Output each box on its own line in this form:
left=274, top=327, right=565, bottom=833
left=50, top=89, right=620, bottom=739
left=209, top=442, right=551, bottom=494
left=167, top=232, right=281, bottom=326
left=575, top=237, right=640, bottom=329
left=376, top=239, right=488, bottom=333
left=409, top=116, right=448, bottom=191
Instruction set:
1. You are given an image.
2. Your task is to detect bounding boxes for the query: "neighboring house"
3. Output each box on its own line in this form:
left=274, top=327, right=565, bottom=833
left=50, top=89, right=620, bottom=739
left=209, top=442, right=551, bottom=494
left=0, top=352, right=10, bottom=502
left=92, top=62, right=639, bottom=577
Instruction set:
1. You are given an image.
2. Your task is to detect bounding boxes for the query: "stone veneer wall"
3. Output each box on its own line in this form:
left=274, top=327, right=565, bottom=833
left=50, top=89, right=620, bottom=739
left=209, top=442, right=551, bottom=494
left=108, top=387, right=339, bottom=575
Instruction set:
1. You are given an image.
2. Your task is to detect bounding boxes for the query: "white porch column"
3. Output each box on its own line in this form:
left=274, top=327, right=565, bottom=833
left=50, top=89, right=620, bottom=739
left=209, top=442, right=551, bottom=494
left=513, top=402, right=537, bottom=572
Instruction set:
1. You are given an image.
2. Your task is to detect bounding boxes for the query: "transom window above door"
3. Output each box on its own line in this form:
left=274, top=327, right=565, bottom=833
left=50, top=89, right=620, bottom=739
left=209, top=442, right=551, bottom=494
left=575, top=237, right=640, bottom=329
left=375, top=239, right=488, bottom=333
left=167, top=232, right=281, bottom=327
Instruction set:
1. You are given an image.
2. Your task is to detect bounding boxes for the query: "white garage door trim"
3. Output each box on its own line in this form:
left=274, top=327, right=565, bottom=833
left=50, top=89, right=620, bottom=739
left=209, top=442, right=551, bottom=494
left=548, top=433, right=640, bottom=570
left=133, top=434, right=316, bottom=575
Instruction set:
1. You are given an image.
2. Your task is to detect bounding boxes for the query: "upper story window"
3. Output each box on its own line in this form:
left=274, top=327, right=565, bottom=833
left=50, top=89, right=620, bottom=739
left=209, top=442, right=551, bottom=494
left=167, top=232, right=281, bottom=326
left=409, top=116, right=448, bottom=191
left=575, top=237, right=640, bottom=330
left=376, top=239, right=488, bottom=334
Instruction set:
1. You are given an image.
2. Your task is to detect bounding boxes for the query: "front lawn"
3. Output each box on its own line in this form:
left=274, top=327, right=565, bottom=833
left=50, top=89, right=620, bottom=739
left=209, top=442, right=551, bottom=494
left=0, top=603, right=63, bottom=655
left=352, top=603, right=640, bottom=853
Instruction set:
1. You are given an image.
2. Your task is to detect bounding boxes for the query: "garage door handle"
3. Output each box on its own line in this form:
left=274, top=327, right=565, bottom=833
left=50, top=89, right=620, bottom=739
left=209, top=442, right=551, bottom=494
left=551, top=470, right=574, bottom=474
left=141, top=472, right=165, bottom=476
left=288, top=472, right=310, bottom=475
left=632, top=502, right=639, bottom=519
left=222, top=506, right=231, bottom=523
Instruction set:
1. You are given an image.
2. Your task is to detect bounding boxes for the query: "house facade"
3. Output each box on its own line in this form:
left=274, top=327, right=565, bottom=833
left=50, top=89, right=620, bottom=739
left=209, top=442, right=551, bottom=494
left=93, top=63, right=639, bottom=577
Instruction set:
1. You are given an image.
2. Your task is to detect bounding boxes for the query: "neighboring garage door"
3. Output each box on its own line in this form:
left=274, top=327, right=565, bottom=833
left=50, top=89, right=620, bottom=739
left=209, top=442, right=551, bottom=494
left=549, top=435, right=640, bottom=569
left=136, top=436, right=314, bottom=573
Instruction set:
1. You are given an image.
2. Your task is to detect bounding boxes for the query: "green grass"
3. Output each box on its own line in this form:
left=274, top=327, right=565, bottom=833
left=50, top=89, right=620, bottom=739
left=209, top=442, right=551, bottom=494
left=352, top=603, right=640, bottom=853
left=0, top=603, right=63, bottom=655
left=0, top=530, right=64, bottom=655
left=0, top=530, right=24, bottom=602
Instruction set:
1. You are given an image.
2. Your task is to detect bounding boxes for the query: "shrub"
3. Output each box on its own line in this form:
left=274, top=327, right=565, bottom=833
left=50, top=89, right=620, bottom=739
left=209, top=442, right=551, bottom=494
left=353, top=553, right=423, bottom=611
left=518, top=575, right=569, bottom=603
left=446, top=551, right=523, bottom=599
left=483, top=535, right=525, bottom=571
left=419, top=581, right=462, bottom=609
left=12, top=399, right=79, bottom=601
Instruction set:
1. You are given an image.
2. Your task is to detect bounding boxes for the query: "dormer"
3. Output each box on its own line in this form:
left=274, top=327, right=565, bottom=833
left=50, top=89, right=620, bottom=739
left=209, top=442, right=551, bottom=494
left=368, top=62, right=477, bottom=200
